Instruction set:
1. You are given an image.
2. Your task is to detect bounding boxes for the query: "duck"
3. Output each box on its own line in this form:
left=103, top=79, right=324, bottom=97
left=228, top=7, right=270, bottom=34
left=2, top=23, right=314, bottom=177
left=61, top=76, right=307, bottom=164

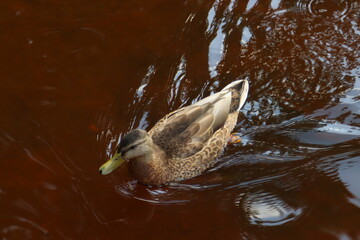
left=99, top=79, right=249, bottom=186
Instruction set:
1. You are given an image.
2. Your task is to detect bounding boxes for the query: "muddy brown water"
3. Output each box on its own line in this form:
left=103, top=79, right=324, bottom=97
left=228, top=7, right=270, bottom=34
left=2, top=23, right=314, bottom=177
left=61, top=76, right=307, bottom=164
left=1, top=0, right=360, bottom=239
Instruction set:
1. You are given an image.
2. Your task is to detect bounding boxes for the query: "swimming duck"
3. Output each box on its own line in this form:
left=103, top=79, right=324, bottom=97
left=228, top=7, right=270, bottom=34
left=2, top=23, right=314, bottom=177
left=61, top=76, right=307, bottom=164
left=99, top=80, right=249, bottom=185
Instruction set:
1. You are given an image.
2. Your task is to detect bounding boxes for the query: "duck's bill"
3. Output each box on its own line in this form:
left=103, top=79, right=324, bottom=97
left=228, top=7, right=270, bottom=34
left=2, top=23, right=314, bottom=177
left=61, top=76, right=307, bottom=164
left=99, top=152, right=125, bottom=175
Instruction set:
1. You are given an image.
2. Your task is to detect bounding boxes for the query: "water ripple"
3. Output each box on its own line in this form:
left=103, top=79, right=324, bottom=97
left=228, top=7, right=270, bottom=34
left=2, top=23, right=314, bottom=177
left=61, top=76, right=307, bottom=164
left=239, top=191, right=303, bottom=226
left=1, top=216, right=49, bottom=240
left=297, top=0, right=354, bottom=21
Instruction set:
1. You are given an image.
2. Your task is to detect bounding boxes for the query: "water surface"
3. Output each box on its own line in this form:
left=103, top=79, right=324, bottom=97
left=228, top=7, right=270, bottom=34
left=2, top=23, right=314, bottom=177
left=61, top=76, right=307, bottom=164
left=0, top=0, right=359, bottom=239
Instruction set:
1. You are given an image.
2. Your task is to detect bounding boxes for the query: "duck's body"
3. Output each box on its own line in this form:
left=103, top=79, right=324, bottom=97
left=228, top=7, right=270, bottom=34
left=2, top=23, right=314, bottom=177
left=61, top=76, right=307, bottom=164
left=99, top=80, right=249, bottom=186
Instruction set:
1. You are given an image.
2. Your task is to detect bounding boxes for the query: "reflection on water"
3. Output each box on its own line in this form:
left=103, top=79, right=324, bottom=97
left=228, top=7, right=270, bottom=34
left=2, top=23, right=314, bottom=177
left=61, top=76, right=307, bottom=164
left=338, top=157, right=360, bottom=208
left=239, top=191, right=303, bottom=226
left=297, top=0, right=354, bottom=20
left=0, top=0, right=359, bottom=239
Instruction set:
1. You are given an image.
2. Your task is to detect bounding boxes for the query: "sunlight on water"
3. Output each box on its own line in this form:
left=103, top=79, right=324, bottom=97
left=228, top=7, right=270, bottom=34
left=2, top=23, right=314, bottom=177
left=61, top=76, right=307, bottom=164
left=270, top=0, right=281, bottom=10
left=246, top=0, right=259, bottom=13
left=240, top=192, right=303, bottom=226
left=208, top=22, right=225, bottom=77
left=317, top=122, right=360, bottom=136
left=297, top=0, right=355, bottom=20
left=341, top=68, right=360, bottom=104
left=170, top=56, right=187, bottom=108
left=206, top=4, right=216, bottom=33
left=241, top=27, right=252, bottom=45
left=338, top=157, right=360, bottom=208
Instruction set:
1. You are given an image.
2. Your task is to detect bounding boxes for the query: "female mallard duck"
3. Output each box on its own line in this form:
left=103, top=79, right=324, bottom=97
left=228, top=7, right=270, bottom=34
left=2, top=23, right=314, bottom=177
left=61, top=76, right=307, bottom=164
left=99, top=80, right=249, bottom=185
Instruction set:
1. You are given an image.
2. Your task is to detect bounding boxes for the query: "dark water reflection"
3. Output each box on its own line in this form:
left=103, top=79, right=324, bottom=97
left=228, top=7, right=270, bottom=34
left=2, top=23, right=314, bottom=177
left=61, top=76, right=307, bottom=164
left=1, top=0, right=360, bottom=239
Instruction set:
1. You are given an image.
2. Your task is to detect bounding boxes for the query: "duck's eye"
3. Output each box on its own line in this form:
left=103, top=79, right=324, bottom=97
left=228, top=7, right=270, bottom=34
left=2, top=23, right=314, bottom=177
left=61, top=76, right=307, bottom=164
left=130, top=145, right=136, bottom=150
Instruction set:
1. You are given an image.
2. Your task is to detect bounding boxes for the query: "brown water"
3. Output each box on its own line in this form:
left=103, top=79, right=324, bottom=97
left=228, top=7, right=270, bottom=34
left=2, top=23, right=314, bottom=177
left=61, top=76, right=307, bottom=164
left=1, top=0, right=360, bottom=239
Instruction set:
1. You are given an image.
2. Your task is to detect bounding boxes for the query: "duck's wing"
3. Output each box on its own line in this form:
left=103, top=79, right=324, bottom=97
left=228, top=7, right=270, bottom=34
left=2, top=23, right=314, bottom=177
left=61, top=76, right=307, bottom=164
left=149, top=80, right=248, bottom=158
left=149, top=91, right=233, bottom=158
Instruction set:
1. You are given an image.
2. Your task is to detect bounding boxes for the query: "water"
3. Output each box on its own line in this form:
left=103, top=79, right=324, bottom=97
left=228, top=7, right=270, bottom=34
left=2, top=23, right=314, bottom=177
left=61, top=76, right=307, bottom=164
left=0, top=0, right=359, bottom=239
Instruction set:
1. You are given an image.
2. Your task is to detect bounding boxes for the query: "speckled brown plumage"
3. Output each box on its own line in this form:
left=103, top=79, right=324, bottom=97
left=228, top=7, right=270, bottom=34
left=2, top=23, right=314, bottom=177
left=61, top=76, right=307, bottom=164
left=124, top=80, right=249, bottom=185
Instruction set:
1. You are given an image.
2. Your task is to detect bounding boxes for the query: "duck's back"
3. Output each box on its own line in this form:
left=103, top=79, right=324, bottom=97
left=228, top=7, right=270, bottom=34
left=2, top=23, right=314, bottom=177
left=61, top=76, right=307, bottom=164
left=149, top=80, right=249, bottom=159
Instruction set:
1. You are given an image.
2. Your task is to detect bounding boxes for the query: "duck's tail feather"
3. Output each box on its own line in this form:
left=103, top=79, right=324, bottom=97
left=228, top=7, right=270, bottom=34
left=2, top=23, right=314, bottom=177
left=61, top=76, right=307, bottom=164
left=222, top=79, right=249, bottom=112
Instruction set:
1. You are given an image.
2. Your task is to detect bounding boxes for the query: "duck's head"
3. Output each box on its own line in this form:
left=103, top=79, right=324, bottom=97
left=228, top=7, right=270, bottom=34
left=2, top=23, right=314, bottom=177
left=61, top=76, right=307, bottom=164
left=99, top=129, right=152, bottom=175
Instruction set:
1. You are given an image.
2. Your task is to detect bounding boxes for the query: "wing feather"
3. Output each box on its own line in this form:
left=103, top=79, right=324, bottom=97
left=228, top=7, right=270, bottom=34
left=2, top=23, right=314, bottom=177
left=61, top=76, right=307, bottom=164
left=150, top=87, right=234, bottom=158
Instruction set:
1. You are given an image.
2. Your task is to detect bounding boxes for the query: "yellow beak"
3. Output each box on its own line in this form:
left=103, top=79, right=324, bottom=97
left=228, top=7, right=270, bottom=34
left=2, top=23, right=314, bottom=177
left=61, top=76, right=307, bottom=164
left=99, top=152, right=125, bottom=175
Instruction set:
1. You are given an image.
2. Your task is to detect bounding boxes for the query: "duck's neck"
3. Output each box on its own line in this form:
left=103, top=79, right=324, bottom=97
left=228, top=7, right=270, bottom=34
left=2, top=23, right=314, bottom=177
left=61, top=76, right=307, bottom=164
left=129, top=143, right=167, bottom=185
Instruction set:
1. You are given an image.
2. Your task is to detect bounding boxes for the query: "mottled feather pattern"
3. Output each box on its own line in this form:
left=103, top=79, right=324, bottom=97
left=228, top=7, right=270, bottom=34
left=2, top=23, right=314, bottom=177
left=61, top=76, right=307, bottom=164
left=126, top=80, right=248, bottom=185
left=139, top=112, right=238, bottom=185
